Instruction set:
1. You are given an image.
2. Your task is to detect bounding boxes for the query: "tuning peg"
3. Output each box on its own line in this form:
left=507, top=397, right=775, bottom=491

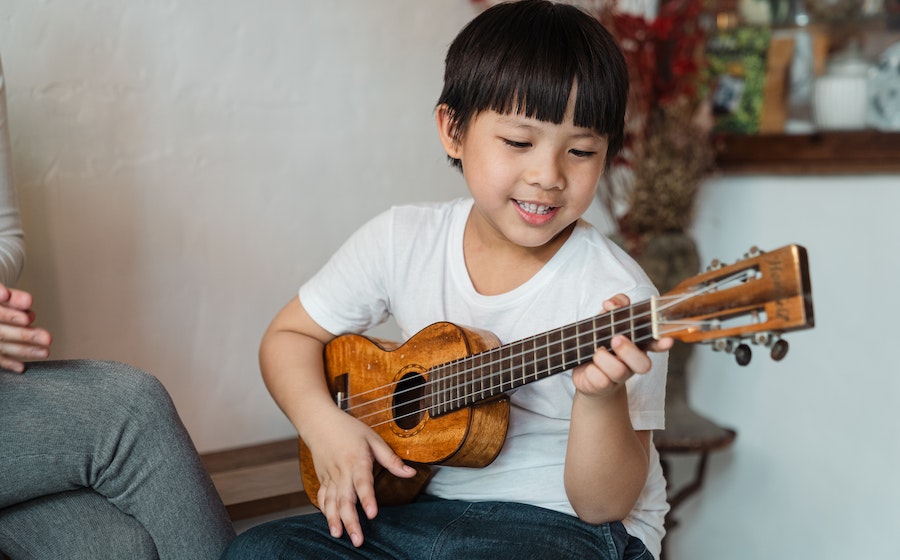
left=770, top=339, right=789, bottom=361
left=706, top=258, right=723, bottom=272
left=753, top=332, right=772, bottom=346
left=735, top=343, right=752, bottom=366
left=712, top=338, right=735, bottom=353
left=744, top=246, right=762, bottom=259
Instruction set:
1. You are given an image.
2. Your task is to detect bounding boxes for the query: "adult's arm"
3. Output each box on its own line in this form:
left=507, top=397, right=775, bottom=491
left=0, top=54, right=26, bottom=286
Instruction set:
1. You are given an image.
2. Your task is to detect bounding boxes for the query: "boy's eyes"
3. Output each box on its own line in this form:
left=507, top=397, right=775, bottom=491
left=501, top=138, right=597, bottom=158
left=502, top=138, right=531, bottom=149
left=569, top=149, right=596, bottom=158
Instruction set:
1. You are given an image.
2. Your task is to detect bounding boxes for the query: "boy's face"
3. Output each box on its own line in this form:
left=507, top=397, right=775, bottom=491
left=436, top=97, right=608, bottom=253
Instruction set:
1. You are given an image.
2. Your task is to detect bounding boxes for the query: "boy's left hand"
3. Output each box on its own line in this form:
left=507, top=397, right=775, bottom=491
left=571, top=294, right=672, bottom=397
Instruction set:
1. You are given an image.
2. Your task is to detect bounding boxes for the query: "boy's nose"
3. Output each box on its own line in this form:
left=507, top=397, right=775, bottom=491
left=524, top=152, right=565, bottom=191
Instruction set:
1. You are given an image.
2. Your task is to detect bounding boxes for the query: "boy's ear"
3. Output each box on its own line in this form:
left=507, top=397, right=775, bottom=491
left=435, top=104, right=462, bottom=159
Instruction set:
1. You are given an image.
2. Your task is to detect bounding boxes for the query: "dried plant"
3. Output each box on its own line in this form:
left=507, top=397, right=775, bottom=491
left=596, top=0, right=717, bottom=255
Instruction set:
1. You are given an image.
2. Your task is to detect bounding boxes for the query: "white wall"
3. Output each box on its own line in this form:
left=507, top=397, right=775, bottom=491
left=2, top=1, right=897, bottom=558
left=675, top=174, right=900, bottom=558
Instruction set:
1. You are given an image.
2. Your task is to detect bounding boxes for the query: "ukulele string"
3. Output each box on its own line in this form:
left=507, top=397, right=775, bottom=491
left=371, top=291, right=725, bottom=430
left=343, top=278, right=743, bottom=428
left=341, top=281, right=732, bottom=429
left=368, top=328, right=669, bottom=430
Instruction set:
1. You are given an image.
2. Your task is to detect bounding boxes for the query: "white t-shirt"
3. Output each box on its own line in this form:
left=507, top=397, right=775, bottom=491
left=300, top=198, right=669, bottom=558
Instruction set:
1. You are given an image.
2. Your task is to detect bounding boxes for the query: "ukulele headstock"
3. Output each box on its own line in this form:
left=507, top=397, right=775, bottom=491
left=653, top=244, right=814, bottom=365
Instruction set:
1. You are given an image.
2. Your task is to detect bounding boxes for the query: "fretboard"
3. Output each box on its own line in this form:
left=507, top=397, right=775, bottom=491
left=427, top=300, right=654, bottom=417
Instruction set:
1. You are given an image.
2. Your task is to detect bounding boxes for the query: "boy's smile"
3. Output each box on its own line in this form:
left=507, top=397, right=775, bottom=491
left=513, top=200, right=560, bottom=225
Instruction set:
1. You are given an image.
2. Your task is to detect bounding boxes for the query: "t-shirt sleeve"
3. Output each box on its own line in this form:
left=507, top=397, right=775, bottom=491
left=298, top=209, right=394, bottom=336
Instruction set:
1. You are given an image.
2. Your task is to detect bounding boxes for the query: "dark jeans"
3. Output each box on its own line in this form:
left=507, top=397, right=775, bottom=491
left=222, top=495, right=652, bottom=559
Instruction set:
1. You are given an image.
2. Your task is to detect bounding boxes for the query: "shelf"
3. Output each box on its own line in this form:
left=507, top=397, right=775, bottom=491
left=714, top=130, right=900, bottom=174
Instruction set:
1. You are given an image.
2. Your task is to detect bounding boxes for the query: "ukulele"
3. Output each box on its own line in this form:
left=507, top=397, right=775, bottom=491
left=299, top=244, right=815, bottom=507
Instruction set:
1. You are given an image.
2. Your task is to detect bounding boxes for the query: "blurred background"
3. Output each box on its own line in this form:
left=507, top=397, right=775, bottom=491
left=2, top=1, right=898, bottom=558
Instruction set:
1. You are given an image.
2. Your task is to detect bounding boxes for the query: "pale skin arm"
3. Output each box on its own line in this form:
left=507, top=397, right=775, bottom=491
left=0, top=283, right=52, bottom=372
left=565, top=294, right=673, bottom=523
left=258, top=297, right=417, bottom=548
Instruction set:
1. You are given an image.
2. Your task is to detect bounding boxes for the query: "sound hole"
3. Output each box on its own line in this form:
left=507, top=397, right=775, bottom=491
left=392, top=371, right=426, bottom=431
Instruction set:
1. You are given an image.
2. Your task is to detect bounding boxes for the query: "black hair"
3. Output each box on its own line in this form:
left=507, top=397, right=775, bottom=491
left=437, top=0, right=629, bottom=170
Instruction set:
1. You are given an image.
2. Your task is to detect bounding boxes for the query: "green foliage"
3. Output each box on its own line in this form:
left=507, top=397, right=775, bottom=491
left=705, top=26, right=772, bottom=134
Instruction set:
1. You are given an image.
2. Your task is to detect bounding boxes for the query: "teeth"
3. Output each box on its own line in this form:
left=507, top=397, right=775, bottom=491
left=517, top=201, right=553, bottom=215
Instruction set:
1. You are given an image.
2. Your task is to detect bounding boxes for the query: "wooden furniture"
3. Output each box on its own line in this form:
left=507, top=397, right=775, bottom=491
left=200, top=438, right=310, bottom=521
left=656, top=425, right=738, bottom=560
left=715, top=131, right=900, bottom=174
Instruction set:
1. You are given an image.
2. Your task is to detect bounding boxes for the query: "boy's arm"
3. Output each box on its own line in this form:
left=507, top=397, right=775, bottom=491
left=564, top=295, right=671, bottom=523
left=259, top=297, right=416, bottom=547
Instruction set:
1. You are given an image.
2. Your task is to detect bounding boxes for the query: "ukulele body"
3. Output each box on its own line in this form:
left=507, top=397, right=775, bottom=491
left=299, top=322, right=510, bottom=508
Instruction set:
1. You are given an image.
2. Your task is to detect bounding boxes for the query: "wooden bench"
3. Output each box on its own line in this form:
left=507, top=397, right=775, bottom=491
left=200, top=438, right=311, bottom=521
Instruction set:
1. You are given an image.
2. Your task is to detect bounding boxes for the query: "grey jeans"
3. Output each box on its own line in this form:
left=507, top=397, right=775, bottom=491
left=0, top=360, right=235, bottom=559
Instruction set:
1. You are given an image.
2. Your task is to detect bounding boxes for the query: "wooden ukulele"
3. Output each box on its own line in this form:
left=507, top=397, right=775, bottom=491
left=299, top=244, right=815, bottom=507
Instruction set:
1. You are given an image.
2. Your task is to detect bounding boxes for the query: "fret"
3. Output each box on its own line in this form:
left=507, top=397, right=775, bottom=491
left=629, top=304, right=635, bottom=341
left=542, top=331, right=552, bottom=377
left=441, top=364, right=449, bottom=414
left=523, top=337, right=537, bottom=383
left=474, top=360, right=484, bottom=405
left=576, top=317, right=594, bottom=365
left=546, top=327, right=564, bottom=374
left=510, top=340, right=525, bottom=388
left=444, top=362, right=459, bottom=410
left=473, top=352, right=485, bottom=402
left=632, top=301, right=654, bottom=349
left=458, top=358, right=469, bottom=407
left=488, top=347, right=501, bottom=395
left=574, top=321, right=582, bottom=364
left=445, top=364, right=454, bottom=413
left=428, top=364, right=443, bottom=416
left=458, top=356, right=470, bottom=407
left=595, top=312, right=613, bottom=351
left=494, top=348, right=504, bottom=393
left=561, top=323, right=579, bottom=369
left=484, top=350, right=493, bottom=397
left=504, top=344, right=515, bottom=393
left=489, top=348, right=499, bottom=394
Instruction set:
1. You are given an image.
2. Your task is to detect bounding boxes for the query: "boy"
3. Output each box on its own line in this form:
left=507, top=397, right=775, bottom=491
left=223, top=1, right=672, bottom=558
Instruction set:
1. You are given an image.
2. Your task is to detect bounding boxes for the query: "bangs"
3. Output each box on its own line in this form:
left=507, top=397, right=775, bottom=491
left=479, top=12, right=625, bottom=137
left=438, top=0, right=628, bottom=151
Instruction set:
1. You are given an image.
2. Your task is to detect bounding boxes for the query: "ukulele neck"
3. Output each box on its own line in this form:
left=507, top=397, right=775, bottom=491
left=427, top=300, right=654, bottom=417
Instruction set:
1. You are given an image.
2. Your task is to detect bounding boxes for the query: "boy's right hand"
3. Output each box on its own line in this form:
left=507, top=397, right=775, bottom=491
left=0, top=283, right=52, bottom=372
left=306, top=408, right=417, bottom=548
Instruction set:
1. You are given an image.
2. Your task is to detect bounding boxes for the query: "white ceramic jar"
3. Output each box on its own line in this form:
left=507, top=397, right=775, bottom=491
left=813, top=44, right=871, bottom=130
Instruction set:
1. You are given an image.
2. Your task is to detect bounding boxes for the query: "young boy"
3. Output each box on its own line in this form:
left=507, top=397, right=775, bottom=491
left=223, top=1, right=672, bottom=558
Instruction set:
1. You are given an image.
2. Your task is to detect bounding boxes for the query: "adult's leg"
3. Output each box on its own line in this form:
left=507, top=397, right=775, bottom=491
left=0, top=360, right=235, bottom=559
left=0, top=489, right=158, bottom=560
left=221, top=496, right=652, bottom=560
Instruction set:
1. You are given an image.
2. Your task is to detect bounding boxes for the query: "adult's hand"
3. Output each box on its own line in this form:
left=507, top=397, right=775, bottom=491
left=0, top=283, right=51, bottom=372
